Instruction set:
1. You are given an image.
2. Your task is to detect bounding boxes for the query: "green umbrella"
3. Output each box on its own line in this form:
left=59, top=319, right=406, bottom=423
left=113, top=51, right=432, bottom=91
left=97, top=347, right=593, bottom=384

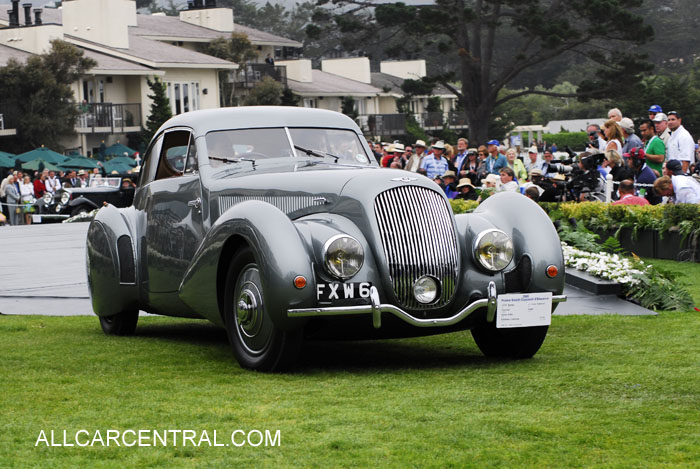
left=0, top=150, right=15, bottom=159
left=15, top=147, right=70, bottom=164
left=102, top=161, right=134, bottom=174
left=22, top=159, right=64, bottom=172
left=0, top=154, right=16, bottom=168
left=107, top=156, right=137, bottom=167
left=61, top=157, right=99, bottom=170
left=105, top=142, right=137, bottom=157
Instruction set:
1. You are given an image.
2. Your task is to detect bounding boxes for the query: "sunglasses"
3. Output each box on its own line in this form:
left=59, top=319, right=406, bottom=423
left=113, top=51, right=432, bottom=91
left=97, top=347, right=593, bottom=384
left=667, top=111, right=679, bottom=117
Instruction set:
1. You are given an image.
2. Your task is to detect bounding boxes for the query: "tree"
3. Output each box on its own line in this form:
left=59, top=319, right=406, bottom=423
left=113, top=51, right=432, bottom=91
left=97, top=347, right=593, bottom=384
left=341, top=96, right=358, bottom=120
left=318, top=0, right=654, bottom=143
left=143, top=77, right=172, bottom=145
left=243, top=77, right=284, bottom=106
left=199, top=32, right=257, bottom=107
left=0, top=40, right=95, bottom=152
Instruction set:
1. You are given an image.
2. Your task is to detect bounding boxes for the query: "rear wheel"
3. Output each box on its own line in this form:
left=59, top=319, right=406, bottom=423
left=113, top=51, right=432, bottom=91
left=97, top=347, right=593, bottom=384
left=99, top=310, right=139, bottom=336
left=224, top=247, right=302, bottom=372
left=471, top=322, right=548, bottom=359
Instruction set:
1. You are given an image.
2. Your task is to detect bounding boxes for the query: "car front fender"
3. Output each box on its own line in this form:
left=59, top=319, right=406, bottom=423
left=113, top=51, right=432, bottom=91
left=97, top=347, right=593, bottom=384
left=179, top=200, right=314, bottom=330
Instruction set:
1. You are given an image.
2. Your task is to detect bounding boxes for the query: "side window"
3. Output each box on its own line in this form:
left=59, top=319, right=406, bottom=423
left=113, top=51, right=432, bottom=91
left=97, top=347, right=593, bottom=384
left=139, top=135, right=163, bottom=186
left=156, top=130, right=192, bottom=180
left=184, top=138, right=198, bottom=173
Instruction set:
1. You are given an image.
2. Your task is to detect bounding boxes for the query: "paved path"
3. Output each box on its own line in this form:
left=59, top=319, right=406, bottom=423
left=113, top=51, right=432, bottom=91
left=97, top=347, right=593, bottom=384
left=0, top=223, right=655, bottom=317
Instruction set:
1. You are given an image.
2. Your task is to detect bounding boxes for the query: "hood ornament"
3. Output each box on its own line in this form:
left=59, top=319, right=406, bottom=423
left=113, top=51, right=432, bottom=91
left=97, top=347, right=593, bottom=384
left=391, top=177, right=418, bottom=183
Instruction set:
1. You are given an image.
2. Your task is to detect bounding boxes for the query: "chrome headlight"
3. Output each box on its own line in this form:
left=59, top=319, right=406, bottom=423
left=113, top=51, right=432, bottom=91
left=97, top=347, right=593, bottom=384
left=473, top=229, right=513, bottom=271
left=414, top=275, right=439, bottom=304
left=43, top=192, right=53, bottom=204
left=60, top=192, right=70, bottom=205
left=323, top=234, right=364, bottom=279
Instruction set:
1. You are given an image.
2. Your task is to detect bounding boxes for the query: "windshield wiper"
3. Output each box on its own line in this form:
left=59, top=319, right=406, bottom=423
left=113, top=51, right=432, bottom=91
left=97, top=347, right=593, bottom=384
left=294, top=145, right=339, bottom=163
left=209, top=156, right=256, bottom=169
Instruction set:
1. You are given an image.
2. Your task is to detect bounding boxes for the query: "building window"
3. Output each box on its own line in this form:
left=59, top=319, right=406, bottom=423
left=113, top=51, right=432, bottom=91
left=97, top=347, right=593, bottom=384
left=303, top=98, right=316, bottom=108
left=166, top=81, right=201, bottom=115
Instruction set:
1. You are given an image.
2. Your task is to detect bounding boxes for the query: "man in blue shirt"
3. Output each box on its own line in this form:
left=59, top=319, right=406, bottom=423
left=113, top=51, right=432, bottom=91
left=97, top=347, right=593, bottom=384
left=484, top=139, right=507, bottom=174
left=420, top=140, right=450, bottom=179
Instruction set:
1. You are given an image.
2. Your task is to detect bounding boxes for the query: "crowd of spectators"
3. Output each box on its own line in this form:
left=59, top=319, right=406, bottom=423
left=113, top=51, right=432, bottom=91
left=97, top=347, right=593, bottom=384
left=368, top=104, right=700, bottom=206
left=0, top=165, right=118, bottom=226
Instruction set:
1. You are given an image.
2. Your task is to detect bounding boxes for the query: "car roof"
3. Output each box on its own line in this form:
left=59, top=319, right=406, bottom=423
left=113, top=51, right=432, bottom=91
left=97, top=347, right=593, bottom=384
left=158, top=106, right=363, bottom=138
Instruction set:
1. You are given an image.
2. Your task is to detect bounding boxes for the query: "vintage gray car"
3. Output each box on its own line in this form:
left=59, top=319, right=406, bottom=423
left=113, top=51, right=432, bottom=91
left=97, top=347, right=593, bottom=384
left=86, top=107, right=566, bottom=371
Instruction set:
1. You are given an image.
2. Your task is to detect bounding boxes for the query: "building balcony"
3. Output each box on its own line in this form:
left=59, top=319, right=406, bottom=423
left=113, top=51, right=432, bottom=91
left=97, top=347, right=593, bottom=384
left=356, top=112, right=469, bottom=136
left=75, top=103, right=142, bottom=134
left=230, top=63, right=287, bottom=89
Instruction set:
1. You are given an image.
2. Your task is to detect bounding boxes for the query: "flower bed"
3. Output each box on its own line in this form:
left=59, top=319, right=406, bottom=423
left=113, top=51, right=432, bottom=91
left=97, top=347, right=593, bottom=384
left=562, top=241, right=693, bottom=311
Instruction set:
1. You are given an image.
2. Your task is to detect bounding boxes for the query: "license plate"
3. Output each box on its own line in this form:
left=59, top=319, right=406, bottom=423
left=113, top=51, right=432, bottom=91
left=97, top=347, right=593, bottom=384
left=496, top=292, right=552, bottom=328
left=316, top=282, right=372, bottom=301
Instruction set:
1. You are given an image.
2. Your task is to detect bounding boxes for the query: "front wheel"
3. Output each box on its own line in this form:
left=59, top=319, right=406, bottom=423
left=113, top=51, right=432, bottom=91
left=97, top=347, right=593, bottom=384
left=224, top=247, right=302, bottom=372
left=471, top=322, right=548, bottom=359
left=99, top=310, right=139, bottom=336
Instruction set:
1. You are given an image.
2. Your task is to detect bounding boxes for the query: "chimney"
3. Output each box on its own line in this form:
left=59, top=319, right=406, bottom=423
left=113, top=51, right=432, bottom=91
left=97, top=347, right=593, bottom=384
left=22, top=3, right=32, bottom=26
left=10, top=0, right=20, bottom=27
left=34, top=8, right=42, bottom=25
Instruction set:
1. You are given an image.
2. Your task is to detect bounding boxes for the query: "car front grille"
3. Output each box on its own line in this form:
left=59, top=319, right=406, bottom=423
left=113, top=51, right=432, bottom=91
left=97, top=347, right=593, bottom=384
left=374, top=186, right=459, bottom=310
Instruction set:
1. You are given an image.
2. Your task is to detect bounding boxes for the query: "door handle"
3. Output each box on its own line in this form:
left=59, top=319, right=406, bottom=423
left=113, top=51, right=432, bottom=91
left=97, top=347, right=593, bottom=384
left=187, top=197, right=202, bottom=209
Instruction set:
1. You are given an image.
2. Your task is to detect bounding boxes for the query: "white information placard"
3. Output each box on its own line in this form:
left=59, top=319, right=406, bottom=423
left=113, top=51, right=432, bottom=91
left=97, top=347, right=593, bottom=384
left=496, top=292, right=552, bottom=329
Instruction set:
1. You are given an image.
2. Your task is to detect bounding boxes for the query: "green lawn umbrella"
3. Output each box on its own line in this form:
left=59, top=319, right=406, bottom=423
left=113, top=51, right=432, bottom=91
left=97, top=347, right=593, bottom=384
left=105, top=142, right=137, bottom=157
left=61, top=157, right=99, bottom=170
left=21, top=159, right=64, bottom=172
left=107, top=156, right=138, bottom=167
left=0, top=154, right=16, bottom=168
left=15, top=147, right=70, bottom=164
left=102, top=161, right=134, bottom=174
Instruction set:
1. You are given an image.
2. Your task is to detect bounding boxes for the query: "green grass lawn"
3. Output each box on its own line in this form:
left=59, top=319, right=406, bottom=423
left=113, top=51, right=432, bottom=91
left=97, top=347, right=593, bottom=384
left=2, top=309, right=700, bottom=468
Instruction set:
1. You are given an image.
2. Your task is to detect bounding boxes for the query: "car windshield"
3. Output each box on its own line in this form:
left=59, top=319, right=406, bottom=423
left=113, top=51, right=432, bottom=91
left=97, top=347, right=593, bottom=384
left=205, top=127, right=371, bottom=168
left=88, top=176, right=120, bottom=188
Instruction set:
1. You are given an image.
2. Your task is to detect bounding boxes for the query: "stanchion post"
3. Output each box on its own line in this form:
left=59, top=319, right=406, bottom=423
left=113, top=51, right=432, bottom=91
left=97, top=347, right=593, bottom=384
left=605, top=173, right=614, bottom=203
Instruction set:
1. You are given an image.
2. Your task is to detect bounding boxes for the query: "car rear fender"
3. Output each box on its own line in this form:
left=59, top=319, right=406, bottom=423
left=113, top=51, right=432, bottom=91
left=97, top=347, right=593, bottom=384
left=69, top=196, right=99, bottom=210
left=86, top=204, right=140, bottom=316
left=179, top=200, right=314, bottom=330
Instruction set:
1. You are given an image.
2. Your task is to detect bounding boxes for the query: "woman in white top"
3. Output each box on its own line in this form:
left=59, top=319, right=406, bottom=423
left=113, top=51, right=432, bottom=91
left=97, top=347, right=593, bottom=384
left=19, top=174, right=35, bottom=225
left=602, top=119, right=625, bottom=154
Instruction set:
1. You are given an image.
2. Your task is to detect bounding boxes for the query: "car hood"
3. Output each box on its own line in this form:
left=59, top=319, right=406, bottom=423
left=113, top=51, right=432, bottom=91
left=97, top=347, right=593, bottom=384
left=207, top=160, right=443, bottom=220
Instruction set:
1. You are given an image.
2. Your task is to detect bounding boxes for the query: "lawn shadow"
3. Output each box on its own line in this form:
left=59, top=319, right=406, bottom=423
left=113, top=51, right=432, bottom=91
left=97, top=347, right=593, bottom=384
left=132, top=321, right=529, bottom=373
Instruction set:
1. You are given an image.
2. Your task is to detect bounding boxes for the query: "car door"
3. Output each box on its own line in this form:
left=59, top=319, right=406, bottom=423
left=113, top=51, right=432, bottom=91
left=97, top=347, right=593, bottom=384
left=143, top=128, right=204, bottom=293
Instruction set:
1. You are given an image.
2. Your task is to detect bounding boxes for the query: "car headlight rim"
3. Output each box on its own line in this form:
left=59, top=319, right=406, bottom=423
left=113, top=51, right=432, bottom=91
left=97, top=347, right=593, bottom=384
left=60, top=192, right=70, bottom=205
left=322, top=234, right=364, bottom=280
left=473, top=229, right=514, bottom=272
left=413, top=275, right=439, bottom=304
left=43, top=192, right=53, bottom=204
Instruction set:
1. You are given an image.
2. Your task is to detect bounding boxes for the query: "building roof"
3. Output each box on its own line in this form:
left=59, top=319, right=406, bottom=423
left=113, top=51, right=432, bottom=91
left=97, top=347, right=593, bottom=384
left=288, top=70, right=382, bottom=97
left=545, top=118, right=606, bottom=133
left=80, top=48, right=158, bottom=74
left=0, top=44, right=33, bottom=64
left=65, top=34, right=236, bottom=69
left=370, top=72, right=457, bottom=97
left=132, top=14, right=302, bottom=48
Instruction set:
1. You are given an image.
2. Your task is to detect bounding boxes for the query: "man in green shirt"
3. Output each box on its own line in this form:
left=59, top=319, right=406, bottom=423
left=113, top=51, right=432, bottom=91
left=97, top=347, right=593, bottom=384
left=640, top=118, right=664, bottom=176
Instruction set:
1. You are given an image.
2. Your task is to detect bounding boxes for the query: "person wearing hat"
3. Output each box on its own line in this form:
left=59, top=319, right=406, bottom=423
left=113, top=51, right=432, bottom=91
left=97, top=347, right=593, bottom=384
left=666, top=111, right=695, bottom=174
left=481, top=173, right=501, bottom=188
left=620, top=117, right=643, bottom=154
left=648, top=105, right=662, bottom=121
left=524, top=146, right=543, bottom=177
left=653, top=112, right=670, bottom=146
left=639, top=118, right=665, bottom=177
left=405, top=140, right=427, bottom=172
left=484, top=139, right=507, bottom=175
left=457, top=148, right=481, bottom=185
left=441, top=170, right=459, bottom=199
left=420, top=140, right=449, bottom=179
left=653, top=175, right=700, bottom=204
left=78, top=169, right=89, bottom=187
left=455, top=178, right=478, bottom=201
left=664, top=159, right=685, bottom=177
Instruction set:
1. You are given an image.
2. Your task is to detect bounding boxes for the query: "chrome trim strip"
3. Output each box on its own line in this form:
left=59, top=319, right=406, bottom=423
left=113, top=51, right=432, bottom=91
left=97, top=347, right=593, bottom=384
left=288, top=284, right=567, bottom=329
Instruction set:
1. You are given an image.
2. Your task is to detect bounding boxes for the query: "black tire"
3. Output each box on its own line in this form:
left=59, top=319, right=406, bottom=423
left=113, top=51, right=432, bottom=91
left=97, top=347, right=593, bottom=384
left=71, top=205, right=90, bottom=217
left=99, top=310, right=139, bottom=336
left=224, top=247, right=302, bottom=372
left=471, top=322, right=548, bottom=359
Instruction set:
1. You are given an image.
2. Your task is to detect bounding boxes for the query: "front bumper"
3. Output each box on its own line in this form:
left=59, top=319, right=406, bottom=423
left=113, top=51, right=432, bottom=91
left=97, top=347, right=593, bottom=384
left=288, top=281, right=567, bottom=329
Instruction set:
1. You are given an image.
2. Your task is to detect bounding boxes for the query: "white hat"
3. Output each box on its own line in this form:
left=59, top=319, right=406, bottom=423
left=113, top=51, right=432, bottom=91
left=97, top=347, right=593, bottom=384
left=432, top=140, right=446, bottom=150
left=393, top=143, right=405, bottom=152
left=528, top=146, right=538, bottom=153
left=481, top=173, right=501, bottom=186
left=619, top=117, right=634, bottom=132
left=652, top=113, right=668, bottom=122
left=414, top=139, right=427, bottom=147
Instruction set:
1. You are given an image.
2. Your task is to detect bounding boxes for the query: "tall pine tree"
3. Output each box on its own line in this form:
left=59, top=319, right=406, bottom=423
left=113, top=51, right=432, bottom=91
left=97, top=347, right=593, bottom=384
left=142, top=77, right=172, bottom=145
